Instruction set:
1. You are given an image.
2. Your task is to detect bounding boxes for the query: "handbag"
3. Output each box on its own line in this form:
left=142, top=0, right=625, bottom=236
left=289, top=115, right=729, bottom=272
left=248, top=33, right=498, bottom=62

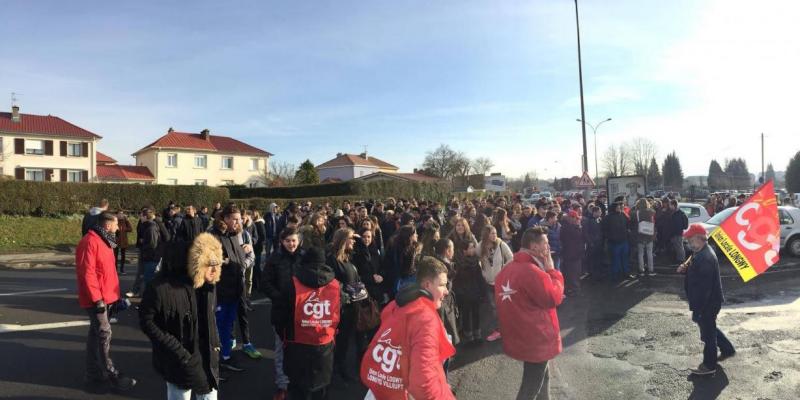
left=356, top=297, right=381, bottom=332
left=637, top=211, right=655, bottom=236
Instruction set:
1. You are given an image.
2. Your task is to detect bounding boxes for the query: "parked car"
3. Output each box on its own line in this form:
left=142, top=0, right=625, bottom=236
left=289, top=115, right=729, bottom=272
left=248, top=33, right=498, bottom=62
left=678, top=202, right=711, bottom=225
left=697, top=206, right=800, bottom=257
left=541, top=191, right=553, bottom=201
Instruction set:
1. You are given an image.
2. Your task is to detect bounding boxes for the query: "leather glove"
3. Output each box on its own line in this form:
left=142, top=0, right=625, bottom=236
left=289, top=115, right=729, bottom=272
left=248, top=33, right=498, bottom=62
left=94, top=300, right=107, bottom=314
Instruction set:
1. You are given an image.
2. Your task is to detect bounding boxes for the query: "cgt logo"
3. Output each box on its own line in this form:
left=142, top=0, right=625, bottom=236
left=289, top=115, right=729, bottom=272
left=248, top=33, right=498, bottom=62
left=303, top=291, right=331, bottom=319
left=372, top=328, right=403, bottom=373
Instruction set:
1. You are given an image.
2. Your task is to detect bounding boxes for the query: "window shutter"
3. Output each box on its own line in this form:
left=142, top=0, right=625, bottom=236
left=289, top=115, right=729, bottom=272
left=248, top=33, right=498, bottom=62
left=15, top=168, right=24, bottom=180
left=60, top=170, right=67, bottom=182
left=81, top=170, right=89, bottom=182
left=60, top=141, right=67, bottom=156
left=14, top=138, right=24, bottom=154
left=45, top=168, right=53, bottom=181
left=44, top=140, right=54, bottom=156
left=82, top=142, right=89, bottom=158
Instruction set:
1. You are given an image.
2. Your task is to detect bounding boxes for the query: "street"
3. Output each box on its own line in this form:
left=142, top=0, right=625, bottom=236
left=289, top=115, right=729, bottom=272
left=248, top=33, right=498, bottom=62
left=1, top=260, right=799, bottom=399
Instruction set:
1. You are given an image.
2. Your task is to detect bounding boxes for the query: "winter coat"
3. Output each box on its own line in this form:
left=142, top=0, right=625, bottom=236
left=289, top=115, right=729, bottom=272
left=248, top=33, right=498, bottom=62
left=261, top=247, right=302, bottom=338
left=81, top=207, right=104, bottom=236
left=435, top=256, right=460, bottom=346
left=631, top=208, right=656, bottom=243
left=684, top=244, right=724, bottom=315
left=582, top=217, right=603, bottom=247
left=476, top=239, right=513, bottom=285
left=541, top=221, right=562, bottom=254
left=210, top=224, right=247, bottom=304
left=116, top=217, right=132, bottom=250
left=138, top=220, right=162, bottom=262
left=668, top=209, right=689, bottom=238
left=495, top=251, right=564, bottom=363
left=264, top=210, right=279, bottom=241
left=352, top=238, right=384, bottom=301
left=602, top=211, right=629, bottom=243
left=254, top=219, right=267, bottom=252
left=75, top=229, right=120, bottom=308
left=451, top=233, right=484, bottom=301
left=560, top=222, right=585, bottom=262
left=327, top=253, right=361, bottom=299
left=299, top=225, right=327, bottom=251
left=138, top=235, right=222, bottom=394
left=177, top=215, right=205, bottom=244
left=283, top=252, right=342, bottom=391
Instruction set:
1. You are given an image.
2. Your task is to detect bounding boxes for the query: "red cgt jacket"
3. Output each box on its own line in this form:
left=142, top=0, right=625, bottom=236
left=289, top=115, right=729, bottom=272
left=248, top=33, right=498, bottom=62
left=75, top=230, right=120, bottom=308
left=495, top=251, right=564, bottom=363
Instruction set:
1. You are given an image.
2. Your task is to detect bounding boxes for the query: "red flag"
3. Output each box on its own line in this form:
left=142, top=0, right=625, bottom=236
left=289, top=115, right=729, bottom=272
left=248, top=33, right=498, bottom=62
left=710, top=180, right=780, bottom=282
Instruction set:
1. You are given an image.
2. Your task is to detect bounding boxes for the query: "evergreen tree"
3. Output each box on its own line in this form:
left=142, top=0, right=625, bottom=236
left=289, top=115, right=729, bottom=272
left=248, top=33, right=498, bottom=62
left=646, top=157, right=662, bottom=189
left=294, top=159, right=320, bottom=185
left=662, top=151, right=684, bottom=191
left=724, top=158, right=751, bottom=190
left=708, top=160, right=726, bottom=190
left=523, top=173, right=532, bottom=189
left=786, top=151, right=800, bottom=193
left=765, top=163, right=776, bottom=183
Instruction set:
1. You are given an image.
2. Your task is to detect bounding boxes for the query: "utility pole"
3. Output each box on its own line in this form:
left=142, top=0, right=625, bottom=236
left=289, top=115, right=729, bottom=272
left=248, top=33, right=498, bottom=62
left=761, top=133, right=765, bottom=184
left=574, top=0, right=588, bottom=174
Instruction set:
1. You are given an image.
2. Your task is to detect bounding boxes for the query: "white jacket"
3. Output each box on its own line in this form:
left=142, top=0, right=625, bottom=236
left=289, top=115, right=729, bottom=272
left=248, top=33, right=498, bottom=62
left=476, top=239, right=513, bottom=285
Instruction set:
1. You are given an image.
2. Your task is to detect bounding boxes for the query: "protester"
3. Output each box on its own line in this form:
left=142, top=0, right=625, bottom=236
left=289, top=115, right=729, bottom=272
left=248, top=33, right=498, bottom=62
left=559, top=210, right=585, bottom=296
left=139, top=233, right=223, bottom=399
left=583, top=206, right=604, bottom=280
left=139, top=208, right=163, bottom=292
left=177, top=205, right=206, bottom=244
left=252, top=210, right=268, bottom=293
left=284, top=247, right=342, bottom=400
left=539, top=211, right=561, bottom=270
left=75, top=211, right=136, bottom=392
left=300, top=211, right=328, bottom=251
left=449, top=216, right=484, bottom=344
left=114, top=210, right=132, bottom=275
left=236, top=213, right=261, bottom=360
left=495, top=226, right=564, bottom=400
left=678, top=224, right=735, bottom=376
left=603, top=202, right=633, bottom=281
left=383, top=225, right=422, bottom=299
left=265, top=203, right=280, bottom=253
left=668, top=199, right=689, bottom=264
left=360, top=256, right=456, bottom=400
left=632, top=198, right=657, bottom=276
left=353, top=226, right=385, bottom=305
left=82, top=198, right=109, bottom=236
left=476, top=225, right=513, bottom=342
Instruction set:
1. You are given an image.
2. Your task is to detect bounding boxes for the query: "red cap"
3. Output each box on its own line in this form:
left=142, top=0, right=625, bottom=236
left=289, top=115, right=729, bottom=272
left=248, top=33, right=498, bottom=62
left=568, top=210, right=580, bottom=219
left=683, top=223, right=707, bottom=239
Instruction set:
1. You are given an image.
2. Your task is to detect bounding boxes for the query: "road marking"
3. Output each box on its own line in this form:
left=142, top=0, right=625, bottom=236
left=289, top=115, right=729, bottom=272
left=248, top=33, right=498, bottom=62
left=0, top=318, right=117, bottom=334
left=0, top=288, right=68, bottom=297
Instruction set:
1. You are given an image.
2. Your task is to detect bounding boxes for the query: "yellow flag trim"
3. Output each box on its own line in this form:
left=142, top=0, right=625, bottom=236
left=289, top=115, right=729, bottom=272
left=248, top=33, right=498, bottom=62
left=710, top=228, right=758, bottom=282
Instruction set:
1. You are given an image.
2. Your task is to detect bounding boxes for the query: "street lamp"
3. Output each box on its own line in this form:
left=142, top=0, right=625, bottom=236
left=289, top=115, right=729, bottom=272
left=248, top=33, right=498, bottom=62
left=576, top=117, right=612, bottom=184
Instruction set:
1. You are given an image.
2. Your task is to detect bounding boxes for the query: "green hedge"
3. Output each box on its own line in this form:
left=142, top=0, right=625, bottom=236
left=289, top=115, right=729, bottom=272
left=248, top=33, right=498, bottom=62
left=0, top=181, right=229, bottom=216
left=230, top=180, right=453, bottom=203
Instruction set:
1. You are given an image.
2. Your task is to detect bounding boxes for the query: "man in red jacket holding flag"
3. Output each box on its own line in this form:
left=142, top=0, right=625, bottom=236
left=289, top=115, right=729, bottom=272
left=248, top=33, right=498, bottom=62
left=495, top=226, right=564, bottom=400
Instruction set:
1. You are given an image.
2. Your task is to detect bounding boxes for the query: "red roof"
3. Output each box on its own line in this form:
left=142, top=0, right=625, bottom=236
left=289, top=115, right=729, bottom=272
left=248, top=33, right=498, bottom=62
left=0, top=111, right=101, bottom=139
left=357, top=171, right=442, bottom=183
left=97, top=165, right=155, bottom=181
left=133, top=130, right=272, bottom=156
left=317, top=153, right=398, bottom=170
left=96, top=151, right=117, bottom=164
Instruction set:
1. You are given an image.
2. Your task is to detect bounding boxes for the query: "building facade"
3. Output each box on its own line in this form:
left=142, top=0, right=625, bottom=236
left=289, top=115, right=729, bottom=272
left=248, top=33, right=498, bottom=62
left=0, top=106, right=99, bottom=182
left=132, top=128, right=272, bottom=187
left=316, top=152, right=399, bottom=182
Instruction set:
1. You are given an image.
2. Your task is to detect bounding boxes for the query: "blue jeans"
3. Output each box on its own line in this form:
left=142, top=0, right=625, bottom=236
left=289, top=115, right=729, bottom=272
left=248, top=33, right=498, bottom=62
left=166, top=382, right=217, bottom=400
left=274, top=328, right=289, bottom=390
left=215, top=301, right=238, bottom=359
left=609, top=241, right=629, bottom=279
left=142, top=260, right=160, bottom=292
left=695, top=312, right=735, bottom=369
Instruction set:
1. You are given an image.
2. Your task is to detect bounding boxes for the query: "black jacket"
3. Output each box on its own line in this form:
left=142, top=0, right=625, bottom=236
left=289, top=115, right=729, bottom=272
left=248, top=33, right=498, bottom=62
left=283, top=255, right=340, bottom=391
left=352, top=238, right=383, bottom=301
left=602, top=211, right=629, bottom=243
left=254, top=219, right=267, bottom=251
left=435, top=256, right=460, bottom=346
left=668, top=209, right=689, bottom=238
left=684, top=244, right=724, bottom=315
left=139, top=220, right=161, bottom=262
left=177, top=215, right=205, bottom=244
left=139, top=242, right=219, bottom=394
left=210, top=226, right=247, bottom=303
left=261, top=247, right=302, bottom=336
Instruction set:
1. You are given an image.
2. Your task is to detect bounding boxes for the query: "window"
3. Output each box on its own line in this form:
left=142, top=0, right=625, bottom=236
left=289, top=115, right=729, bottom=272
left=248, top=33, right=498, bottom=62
left=67, top=143, right=82, bottom=157
left=166, top=153, right=177, bottom=168
left=194, top=179, right=207, bottom=186
left=222, top=180, right=235, bottom=186
left=25, top=169, right=45, bottom=181
left=25, top=140, right=44, bottom=155
left=250, top=158, right=259, bottom=171
left=221, top=157, right=233, bottom=169
left=194, top=155, right=207, bottom=168
left=67, top=170, right=82, bottom=182
left=679, top=206, right=701, bottom=218
left=166, top=179, right=178, bottom=185
left=779, top=209, right=794, bottom=225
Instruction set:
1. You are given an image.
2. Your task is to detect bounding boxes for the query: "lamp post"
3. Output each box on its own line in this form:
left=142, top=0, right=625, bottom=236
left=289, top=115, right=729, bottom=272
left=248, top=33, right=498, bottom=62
left=577, top=117, right=611, bottom=184
left=574, top=0, right=588, bottom=174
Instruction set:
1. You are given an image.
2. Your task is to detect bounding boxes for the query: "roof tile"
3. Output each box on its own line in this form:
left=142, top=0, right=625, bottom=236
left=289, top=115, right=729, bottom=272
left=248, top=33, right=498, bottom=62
left=0, top=112, right=101, bottom=139
left=97, top=165, right=155, bottom=181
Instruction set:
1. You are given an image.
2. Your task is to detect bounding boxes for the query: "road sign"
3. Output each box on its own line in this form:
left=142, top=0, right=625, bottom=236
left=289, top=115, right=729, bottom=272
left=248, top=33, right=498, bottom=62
left=576, top=171, right=595, bottom=188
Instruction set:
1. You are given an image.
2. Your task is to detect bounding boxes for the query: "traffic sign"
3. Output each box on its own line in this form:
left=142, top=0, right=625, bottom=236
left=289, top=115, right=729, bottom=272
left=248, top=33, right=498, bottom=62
left=576, top=171, right=595, bottom=188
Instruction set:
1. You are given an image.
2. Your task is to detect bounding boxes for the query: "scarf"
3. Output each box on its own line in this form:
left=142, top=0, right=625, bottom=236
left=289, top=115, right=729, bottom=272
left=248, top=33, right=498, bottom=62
left=92, top=225, right=118, bottom=249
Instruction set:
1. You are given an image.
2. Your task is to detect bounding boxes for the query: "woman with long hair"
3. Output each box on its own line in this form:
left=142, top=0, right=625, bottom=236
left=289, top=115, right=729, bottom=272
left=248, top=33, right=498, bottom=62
left=493, top=208, right=515, bottom=247
left=449, top=216, right=484, bottom=343
left=471, top=214, right=491, bottom=241
left=476, top=225, right=513, bottom=342
left=299, top=211, right=328, bottom=251
left=383, top=225, right=422, bottom=299
left=367, top=215, right=385, bottom=255
left=419, top=221, right=441, bottom=258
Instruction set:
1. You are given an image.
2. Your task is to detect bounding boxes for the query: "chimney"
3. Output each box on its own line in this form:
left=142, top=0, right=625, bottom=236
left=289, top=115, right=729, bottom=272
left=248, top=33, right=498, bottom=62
left=200, top=129, right=210, bottom=141
left=336, top=152, right=343, bottom=157
left=11, top=105, right=20, bottom=123
left=360, top=151, right=368, bottom=160
left=168, top=127, right=174, bottom=133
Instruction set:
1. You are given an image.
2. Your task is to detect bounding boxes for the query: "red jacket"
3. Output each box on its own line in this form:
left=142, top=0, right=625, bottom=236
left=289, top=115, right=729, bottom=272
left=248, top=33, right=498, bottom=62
left=75, top=230, right=120, bottom=308
left=495, top=251, right=564, bottom=363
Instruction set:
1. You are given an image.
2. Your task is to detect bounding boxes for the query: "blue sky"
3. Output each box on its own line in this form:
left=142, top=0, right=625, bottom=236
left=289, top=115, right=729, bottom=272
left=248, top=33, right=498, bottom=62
left=2, top=1, right=798, bottom=180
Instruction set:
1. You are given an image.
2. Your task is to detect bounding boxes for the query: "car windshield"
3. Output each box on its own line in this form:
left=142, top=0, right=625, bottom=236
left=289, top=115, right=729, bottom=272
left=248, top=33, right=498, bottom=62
left=706, top=207, right=737, bottom=225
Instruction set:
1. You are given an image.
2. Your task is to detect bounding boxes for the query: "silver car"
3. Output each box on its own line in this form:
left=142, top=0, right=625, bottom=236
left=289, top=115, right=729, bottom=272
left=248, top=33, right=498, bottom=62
left=678, top=202, right=711, bottom=225
left=698, top=206, right=800, bottom=257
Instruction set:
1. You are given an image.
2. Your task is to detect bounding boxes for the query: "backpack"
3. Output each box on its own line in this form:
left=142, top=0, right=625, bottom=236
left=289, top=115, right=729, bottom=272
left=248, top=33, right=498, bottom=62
left=290, top=277, right=341, bottom=345
left=637, top=211, right=655, bottom=236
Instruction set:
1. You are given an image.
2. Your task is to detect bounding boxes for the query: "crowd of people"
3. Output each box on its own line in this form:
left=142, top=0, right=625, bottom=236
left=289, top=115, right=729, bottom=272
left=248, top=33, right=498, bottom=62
left=73, top=190, right=746, bottom=399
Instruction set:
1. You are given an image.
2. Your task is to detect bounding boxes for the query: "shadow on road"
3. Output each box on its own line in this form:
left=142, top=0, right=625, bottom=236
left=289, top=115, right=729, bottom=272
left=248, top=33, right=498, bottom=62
left=688, top=367, right=729, bottom=400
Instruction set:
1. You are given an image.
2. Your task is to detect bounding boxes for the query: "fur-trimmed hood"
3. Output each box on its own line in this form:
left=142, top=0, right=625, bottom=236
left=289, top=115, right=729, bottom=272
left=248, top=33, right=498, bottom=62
left=189, top=232, right=223, bottom=289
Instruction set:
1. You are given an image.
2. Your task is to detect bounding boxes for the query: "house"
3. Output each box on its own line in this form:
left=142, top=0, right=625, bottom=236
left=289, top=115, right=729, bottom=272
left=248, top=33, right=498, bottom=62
left=316, top=152, right=398, bottom=182
left=95, top=151, right=155, bottom=184
left=132, top=128, right=272, bottom=187
left=0, top=105, right=100, bottom=182
left=354, top=171, right=443, bottom=184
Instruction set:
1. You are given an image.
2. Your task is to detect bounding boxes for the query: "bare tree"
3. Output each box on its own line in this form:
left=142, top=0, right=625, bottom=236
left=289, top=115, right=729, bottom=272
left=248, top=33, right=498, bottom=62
left=471, top=157, right=495, bottom=175
left=628, top=137, right=658, bottom=176
left=602, top=144, right=632, bottom=177
left=450, top=152, right=472, bottom=179
left=261, top=160, right=297, bottom=186
left=422, top=144, right=472, bottom=179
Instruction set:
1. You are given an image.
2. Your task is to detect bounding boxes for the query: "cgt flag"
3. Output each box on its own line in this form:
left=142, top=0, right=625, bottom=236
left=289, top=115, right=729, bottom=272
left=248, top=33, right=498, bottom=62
left=710, top=180, right=780, bottom=282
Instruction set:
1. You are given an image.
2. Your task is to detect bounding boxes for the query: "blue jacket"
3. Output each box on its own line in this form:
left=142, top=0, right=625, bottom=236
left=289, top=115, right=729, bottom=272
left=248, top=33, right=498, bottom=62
left=540, top=221, right=561, bottom=254
left=684, top=244, right=724, bottom=315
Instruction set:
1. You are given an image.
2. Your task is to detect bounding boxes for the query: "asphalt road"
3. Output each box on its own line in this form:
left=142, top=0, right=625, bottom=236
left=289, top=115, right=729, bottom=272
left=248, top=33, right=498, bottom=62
left=1, top=259, right=799, bottom=399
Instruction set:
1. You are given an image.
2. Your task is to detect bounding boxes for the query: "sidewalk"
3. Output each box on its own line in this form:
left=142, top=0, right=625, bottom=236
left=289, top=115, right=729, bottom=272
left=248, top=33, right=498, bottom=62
left=0, top=249, right=139, bottom=270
